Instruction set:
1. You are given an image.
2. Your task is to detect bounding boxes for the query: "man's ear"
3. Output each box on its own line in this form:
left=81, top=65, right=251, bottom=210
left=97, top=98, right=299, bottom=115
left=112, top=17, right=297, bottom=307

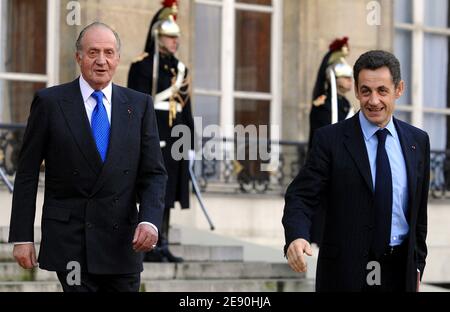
left=395, top=80, right=405, bottom=99
left=75, top=52, right=81, bottom=65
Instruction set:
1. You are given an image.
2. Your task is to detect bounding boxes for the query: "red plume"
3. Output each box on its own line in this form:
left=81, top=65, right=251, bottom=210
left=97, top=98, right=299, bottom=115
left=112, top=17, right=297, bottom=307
left=161, top=0, right=178, bottom=7
left=329, top=37, right=349, bottom=52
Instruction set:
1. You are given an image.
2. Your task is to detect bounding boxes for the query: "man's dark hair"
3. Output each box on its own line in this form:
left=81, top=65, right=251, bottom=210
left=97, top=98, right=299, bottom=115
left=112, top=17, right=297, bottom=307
left=353, top=50, right=401, bottom=87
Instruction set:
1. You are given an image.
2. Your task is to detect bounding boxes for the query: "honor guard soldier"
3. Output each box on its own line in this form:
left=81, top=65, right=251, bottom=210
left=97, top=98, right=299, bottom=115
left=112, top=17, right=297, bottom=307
left=128, top=0, right=195, bottom=263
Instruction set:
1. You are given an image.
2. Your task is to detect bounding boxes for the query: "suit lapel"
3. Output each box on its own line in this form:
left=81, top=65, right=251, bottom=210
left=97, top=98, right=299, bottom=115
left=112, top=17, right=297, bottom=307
left=394, top=118, right=418, bottom=220
left=90, top=84, right=131, bottom=196
left=343, top=114, right=374, bottom=192
left=58, top=79, right=103, bottom=175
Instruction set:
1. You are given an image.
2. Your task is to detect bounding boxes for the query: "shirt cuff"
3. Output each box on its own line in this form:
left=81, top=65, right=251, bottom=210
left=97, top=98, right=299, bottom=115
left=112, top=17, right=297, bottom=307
left=13, top=242, right=33, bottom=245
left=138, top=222, right=158, bottom=234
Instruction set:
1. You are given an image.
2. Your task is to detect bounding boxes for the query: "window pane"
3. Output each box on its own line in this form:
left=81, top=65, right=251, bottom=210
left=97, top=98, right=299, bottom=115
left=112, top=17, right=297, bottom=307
left=193, top=95, right=220, bottom=130
left=394, top=29, right=412, bottom=106
left=194, top=4, right=221, bottom=90
left=237, top=0, right=272, bottom=5
left=423, top=34, right=448, bottom=109
left=0, top=80, right=46, bottom=123
left=394, top=0, right=413, bottom=23
left=424, top=0, right=449, bottom=28
left=4, top=0, right=47, bottom=74
left=234, top=99, right=270, bottom=179
left=235, top=10, right=271, bottom=92
left=235, top=99, right=270, bottom=128
left=424, top=113, right=447, bottom=150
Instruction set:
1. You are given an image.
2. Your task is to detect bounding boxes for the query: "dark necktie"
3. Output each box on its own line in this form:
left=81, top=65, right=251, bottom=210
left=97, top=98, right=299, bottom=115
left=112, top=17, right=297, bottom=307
left=371, top=128, right=393, bottom=258
left=91, top=90, right=110, bottom=162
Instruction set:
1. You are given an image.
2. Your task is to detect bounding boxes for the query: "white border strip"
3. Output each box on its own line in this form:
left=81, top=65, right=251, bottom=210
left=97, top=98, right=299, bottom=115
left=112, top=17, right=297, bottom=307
left=195, top=0, right=223, bottom=7
left=46, top=0, right=60, bottom=87
left=234, top=91, right=272, bottom=101
left=235, top=2, right=273, bottom=13
left=0, top=72, right=48, bottom=83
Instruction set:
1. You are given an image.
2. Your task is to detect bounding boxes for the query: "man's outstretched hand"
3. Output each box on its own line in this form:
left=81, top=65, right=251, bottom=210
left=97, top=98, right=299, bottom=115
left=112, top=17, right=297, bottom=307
left=286, top=238, right=313, bottom=273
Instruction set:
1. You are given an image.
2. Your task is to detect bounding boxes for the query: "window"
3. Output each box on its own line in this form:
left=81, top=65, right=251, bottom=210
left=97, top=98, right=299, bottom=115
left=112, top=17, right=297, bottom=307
left=0, top=0, right=59, bottom=123
left=193, top=0, right=282, bottom=138
left=394, top=0, right=450, bottom=150
left=193, top=0, right=282, bottom=183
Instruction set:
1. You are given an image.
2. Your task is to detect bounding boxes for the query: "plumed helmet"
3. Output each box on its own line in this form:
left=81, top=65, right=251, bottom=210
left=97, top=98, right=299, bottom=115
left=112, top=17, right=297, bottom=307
left=312, top=37, right=351, bottom=100
left=332, top=61, right=353, bottom=78
left=144, top=0, right=181, bottom=54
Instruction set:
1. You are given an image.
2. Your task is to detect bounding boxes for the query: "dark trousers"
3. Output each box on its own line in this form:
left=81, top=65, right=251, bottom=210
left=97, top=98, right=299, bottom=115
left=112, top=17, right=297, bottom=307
left=157, top=206, right=171, bottom=250
left=363, top=243, right=407, bottom=292
left=56, top=271, right=141, bottom=292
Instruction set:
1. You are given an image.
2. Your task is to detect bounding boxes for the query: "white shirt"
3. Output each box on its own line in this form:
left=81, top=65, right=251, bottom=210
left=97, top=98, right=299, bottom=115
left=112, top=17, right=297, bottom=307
left=79, top=75, right=112, bottom=124
left=14, top=76, right=158, bottom=245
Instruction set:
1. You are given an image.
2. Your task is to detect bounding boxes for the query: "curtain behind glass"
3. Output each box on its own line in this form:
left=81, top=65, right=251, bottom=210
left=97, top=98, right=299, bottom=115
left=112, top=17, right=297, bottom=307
left=194, top=4, right=221, bottom=90
left=423, top=30, right=448, bottom=149
left=425, top=0, right=449, bottom=27
left=394, top=29, right=412, bottom=107
left=394, top=0, right=413, bottom=23
left=5, top=0, right=47, bottom=123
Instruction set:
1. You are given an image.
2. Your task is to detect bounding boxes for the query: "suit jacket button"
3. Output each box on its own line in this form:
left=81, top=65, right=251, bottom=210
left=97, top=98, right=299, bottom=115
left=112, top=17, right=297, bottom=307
left=124, top=170, right=129, bottom=175
left=86, top=222, right=92, bottom=229
left=113, top=223, right=119, bottom=230
left=114, top=198, right=119, bottom=203
left=73, top=170, right=79, bottom=176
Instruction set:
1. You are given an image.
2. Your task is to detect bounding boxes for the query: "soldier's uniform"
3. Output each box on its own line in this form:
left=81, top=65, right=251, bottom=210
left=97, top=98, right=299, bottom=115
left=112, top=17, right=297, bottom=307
left=128, top=0, right=194, bottom=262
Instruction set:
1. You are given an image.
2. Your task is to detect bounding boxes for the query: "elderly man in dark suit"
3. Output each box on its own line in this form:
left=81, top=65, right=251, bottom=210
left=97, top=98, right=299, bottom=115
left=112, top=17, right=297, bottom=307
left=283, top=50, right=429, bottom=292
left=9, top=22, right=167, bottom=292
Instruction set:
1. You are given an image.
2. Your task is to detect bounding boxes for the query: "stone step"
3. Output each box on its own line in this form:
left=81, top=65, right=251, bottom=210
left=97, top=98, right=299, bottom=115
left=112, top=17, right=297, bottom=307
left=0, top=279, right=446, bottom=292
left=0, top=244, right=243, bottom=262
left=422, top=245, right=450, bottom=284
left=0, top=226, right=182, bottom=245
left=0, top=262, right=302, bottom=282
left=0, top=278, right=313, bottom=292
left=141, top=262, right=302, bottom=280
left=170, top=244, right=243, bottom=262
left=0, top=282, right=63, bottom=292
left=142, top=278, right=314, bottom=292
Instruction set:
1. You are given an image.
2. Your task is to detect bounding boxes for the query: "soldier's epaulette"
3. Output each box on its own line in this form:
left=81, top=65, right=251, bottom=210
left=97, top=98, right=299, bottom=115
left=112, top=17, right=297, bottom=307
left=132, top=52, right=149, bottom=63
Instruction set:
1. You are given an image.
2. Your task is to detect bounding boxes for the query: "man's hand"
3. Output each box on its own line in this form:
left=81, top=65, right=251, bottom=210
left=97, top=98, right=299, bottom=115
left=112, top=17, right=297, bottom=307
left=13, top=243, right=37, bottom=269
left=286, top=238, right=313, bottom=273
left=132, top=223, right=158, bottom=252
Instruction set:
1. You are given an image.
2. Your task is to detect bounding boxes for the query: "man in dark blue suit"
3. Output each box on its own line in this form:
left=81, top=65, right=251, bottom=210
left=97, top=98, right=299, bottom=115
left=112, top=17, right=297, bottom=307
left=9, top=22, right=167, bottom=292
left=283, top=50, right=429, bottom=292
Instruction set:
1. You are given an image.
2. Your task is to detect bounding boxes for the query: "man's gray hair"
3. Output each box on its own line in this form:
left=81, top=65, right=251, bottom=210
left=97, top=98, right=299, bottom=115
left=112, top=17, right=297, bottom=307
left=75, top=22, right=121, bottom=54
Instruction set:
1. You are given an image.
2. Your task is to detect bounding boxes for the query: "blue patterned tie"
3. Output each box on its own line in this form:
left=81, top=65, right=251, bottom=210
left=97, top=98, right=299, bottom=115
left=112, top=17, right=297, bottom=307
left=371, top=128, right=393, bottom=258
left=91, top=90, right=110, bottom=162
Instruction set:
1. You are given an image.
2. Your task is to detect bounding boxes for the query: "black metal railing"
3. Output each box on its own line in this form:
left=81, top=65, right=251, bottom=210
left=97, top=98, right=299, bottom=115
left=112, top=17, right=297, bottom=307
left=429, top=150, right=450, bottom=199
left=0, top=124, right=449, bottom=199
left=195, top=137, right=308, bottom=195
left=0, top=124, right=26, bottom=192
left=196, top=137, right=450, bottom=198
